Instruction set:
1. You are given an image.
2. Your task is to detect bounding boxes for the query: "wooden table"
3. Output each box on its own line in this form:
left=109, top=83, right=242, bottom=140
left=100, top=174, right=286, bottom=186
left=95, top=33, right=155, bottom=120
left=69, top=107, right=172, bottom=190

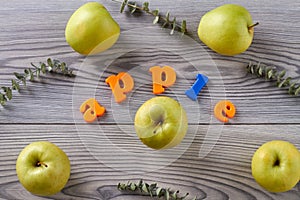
left=1, top=0, right=299, bottom=199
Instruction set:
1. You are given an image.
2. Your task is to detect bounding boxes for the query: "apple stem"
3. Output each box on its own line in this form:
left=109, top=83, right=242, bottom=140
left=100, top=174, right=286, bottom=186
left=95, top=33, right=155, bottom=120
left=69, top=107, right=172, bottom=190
left=248, top=22, right=259, bottom=30
left=36, top=161, right=48, bottom=168
left=153, top=121, right=163, bottom=134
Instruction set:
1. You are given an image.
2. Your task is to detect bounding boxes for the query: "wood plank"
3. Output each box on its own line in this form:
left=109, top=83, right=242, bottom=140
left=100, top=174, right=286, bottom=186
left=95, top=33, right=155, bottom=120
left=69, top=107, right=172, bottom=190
left=0, top=0, right=299, bottom=124
left=0, top=124, right=299, bottom=199
left=0, top=52, right=299, bottom=124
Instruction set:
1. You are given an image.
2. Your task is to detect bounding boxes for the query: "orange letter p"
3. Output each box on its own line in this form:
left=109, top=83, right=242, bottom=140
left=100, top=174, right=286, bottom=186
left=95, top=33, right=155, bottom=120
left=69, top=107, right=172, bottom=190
left=149, top=66, right=176, bottom=94
left=105, top=72, right=134, bottom=103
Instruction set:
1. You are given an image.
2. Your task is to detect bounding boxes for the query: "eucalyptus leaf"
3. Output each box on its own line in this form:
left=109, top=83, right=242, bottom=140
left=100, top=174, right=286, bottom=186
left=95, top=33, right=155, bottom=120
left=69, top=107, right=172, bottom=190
left=247, top=62, right=299, bottom=96
left=152, top=9, right=159, bottom=16
left=153, top=15, right=159, bottom=24
left=1, top=58, right=74, bottom=107
left=129, top=2, right=137, bottom=13
left=120, top=0, right=128, bottom=13
left=165, top=11, right=170, bottom=21
left=267, top=69, right=274, bottom=79
left=130, top=183, right=137, bottom=191
left=143, top=2, right=149, bottom=11
left=165, top=189, right=170, bottom=200
left=288, top=83, right=296, bottom=95
left=11, top=79, right=20, bottom=91
left=278, top=70, right=286, bottom=78
left=0, top=93, right=7, bottom=106
left=47, top=57, right=53, bottom=67
left=113, top=0, right=187, bottom=36
left=156, top=187, right=163, bottom=197
left=3, top=87, right=12, bottom=100
left=181, top=20, right=187, bottom=34
left=295, top=86, right=300, bottom=96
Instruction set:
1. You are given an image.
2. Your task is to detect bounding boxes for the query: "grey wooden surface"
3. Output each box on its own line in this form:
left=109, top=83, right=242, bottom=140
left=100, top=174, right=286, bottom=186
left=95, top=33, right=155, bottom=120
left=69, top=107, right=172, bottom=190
left=0, top=0, right=299, bottom=199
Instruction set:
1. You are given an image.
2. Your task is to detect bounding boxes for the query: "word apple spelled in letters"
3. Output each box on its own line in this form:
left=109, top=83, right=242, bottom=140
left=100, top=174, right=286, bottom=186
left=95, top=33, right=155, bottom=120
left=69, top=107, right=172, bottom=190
left=80, top=65, right=234, bottom=123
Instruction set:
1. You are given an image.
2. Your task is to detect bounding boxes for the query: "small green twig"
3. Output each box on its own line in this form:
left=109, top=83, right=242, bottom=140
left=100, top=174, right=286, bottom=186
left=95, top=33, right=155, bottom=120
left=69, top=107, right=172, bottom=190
left=118, top=180, right=197, bottom=200
left=246, top=62, right=300, bottom=96
left=112, top=0, right=187, bottom=35
left=0, top=58, right=75, bottom=106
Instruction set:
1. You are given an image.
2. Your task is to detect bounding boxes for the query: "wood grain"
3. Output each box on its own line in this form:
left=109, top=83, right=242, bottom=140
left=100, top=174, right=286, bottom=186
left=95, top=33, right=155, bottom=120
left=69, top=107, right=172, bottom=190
left=0, top=0, right=299, bottom=199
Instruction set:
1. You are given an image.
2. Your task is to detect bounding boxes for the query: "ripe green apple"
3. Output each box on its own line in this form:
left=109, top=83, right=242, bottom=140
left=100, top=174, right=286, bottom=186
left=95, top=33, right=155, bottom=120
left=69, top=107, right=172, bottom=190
left=134, top=96, right=188, bottom=150
left=16, top=141, right=71, bottom=196
left=65, top=2, right=120, bottom=55
left=198, top=4, right=258, bottom=56
left=251, top=140, right=300, bottom=193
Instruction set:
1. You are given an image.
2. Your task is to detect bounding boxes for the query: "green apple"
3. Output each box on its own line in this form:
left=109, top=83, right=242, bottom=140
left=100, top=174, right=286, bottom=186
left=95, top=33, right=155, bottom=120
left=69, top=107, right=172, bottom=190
left=134, top=96, right=188, bottom=150
left=16, top=141, right=71, bottom=196
left=198, top=4, right=258, bottom=56
left=251, top=140, right=300, bottom=193
left=65, top=2, right=120, bottom=55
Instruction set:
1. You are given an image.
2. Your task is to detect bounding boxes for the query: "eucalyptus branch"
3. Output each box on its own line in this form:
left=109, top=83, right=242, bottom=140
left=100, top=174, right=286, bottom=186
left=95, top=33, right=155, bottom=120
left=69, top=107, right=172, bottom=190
left=118, top=180, right=197, bottom=200
left=246, top=62, right=300, bottom=96
left=0, top=58, right=75, bottom=106
left=112, top=0, right=187, bottom=35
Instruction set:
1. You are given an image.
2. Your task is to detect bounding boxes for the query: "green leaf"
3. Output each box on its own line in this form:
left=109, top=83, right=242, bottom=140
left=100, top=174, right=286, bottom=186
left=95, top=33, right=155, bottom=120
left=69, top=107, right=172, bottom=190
left=149, top=183, right=157, bottom=190
left=142, top=183, right=149, bottom=193
left=0, top=93, right=7, bottom=106
left=11, top=79, right=20, bottom=91
left=117, top=183, right=126, bottom=190
left=130, top=183, right=137, bottom=191
left=267, top=69, right=275, bottom=79
left=14, top=72, right=24, bottom=80
left=295, top=86, right=300, bottom=96
left=31, top=62, right=38, bottom=69
left=120, top=0, right=128, bottom=13
left=162, top=21, right=168, bottom=28
left=153, top=15, right=159, bottom=24
left=278, top=77, right=291, bottom=88
left=24, top=68, right=34, bottom=81
left=47, top=58, right=53, bottom=67
left=143, top=2, right=149, bottom=11
left=170, top=17, right=176, bottom=35
left=36, top=69, right=41, bottom=78
left=264, top=67, right=272, bottom=79
left=40, top=63, right=47, bottom=74
left=138, top=180, right=143, bottom=187
left=258, top=65, right=263, bottom=76
left=171, top=190, right=179, bottom=199
left=250, top=65, right=255, bottom=74
left=278, top=70, right=286, bottom=78
left=181, top=20, right=187, bottom=34
left=129, top=1, right=137, bottom=13
left=165, top=189, right=170, bottom=200
left=2, top=87, right=12, bottom=100
left=13, top=72, right=26, bottom=86
left=165, top=11, right=170, bottom=22
left=288, top=83, right=296, bottom=95
left=152, top=9, right=159, bottom=16
left=156, top=187, right=163, bottom=197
